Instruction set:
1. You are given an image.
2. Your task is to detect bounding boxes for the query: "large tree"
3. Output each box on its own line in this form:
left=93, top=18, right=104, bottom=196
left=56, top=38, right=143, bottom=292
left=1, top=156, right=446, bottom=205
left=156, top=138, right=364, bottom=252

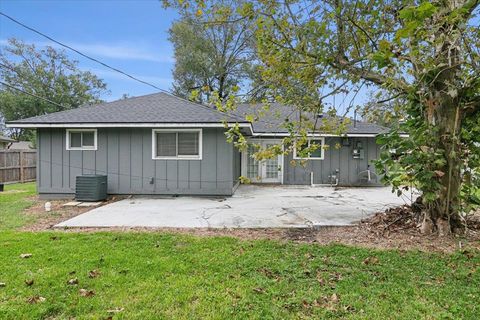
left=167, top=0, right=256, bottom=102
left=168, top=0, right=480, bottom=235
left=0, top=38, right=108, bottom=140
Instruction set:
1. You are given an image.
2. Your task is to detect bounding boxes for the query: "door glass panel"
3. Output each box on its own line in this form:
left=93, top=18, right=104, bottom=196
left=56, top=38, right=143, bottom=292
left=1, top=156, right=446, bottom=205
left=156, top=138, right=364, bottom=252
left=265, top=143, right=278, bottom=179
left=246, top=145, right=259, bottom=179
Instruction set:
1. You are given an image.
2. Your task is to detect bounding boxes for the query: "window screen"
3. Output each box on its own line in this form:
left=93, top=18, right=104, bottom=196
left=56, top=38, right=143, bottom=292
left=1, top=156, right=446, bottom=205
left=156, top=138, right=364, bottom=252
left=178, top=132, right=199, bottom=156
left=154, top=131, right=201, bottom=159
left=82, top=132, right=95, bottom=147
left=156, top=132, right=177, bottom=157
left=68, top=130, right=96, bottom=149
left=70, top=132, right=82, bottom=148
left=294, top=139, right=324, bottom=159
left=309, top=140, right=323, bottom=158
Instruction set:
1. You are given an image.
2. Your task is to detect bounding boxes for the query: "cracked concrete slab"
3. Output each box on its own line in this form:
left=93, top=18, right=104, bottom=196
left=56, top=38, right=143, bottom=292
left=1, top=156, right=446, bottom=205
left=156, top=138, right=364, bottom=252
left=55, top=185, right=413, bottom=228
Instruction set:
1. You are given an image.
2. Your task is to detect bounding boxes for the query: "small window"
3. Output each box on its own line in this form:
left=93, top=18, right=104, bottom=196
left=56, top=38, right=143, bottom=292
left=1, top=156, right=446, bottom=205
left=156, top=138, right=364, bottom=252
left=66, top=129, right=97, bottom=150
left=293, top=138, right=325, bottom=160
left=152, top=129, right=202, bottom=160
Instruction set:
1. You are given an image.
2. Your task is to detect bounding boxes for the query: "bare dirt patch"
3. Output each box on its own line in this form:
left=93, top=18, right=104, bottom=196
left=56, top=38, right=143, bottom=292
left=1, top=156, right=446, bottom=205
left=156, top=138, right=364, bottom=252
left=21, top=196, right=123, bottom=231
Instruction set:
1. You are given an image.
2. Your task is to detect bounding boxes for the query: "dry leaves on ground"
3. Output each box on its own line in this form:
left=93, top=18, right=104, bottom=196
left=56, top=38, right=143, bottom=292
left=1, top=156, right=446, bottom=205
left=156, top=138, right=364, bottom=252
left=79, top=288, right=95, bottom=297
left=26, top=296, right=45, bottom=304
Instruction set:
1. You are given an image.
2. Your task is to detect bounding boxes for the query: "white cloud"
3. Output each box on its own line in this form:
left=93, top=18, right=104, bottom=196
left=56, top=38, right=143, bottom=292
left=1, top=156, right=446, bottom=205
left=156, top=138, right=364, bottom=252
left=69, top=43, right=174, bottom=63
left=89, top=67, right=173, bottom=87
left=0, top=38, right=174, bottom=63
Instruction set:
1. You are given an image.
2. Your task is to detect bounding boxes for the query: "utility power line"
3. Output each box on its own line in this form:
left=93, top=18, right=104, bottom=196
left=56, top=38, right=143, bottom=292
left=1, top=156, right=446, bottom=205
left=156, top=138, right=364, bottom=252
left=0, top=80, right=68, bottom=109
left=0, top=11, right=170, bottom=94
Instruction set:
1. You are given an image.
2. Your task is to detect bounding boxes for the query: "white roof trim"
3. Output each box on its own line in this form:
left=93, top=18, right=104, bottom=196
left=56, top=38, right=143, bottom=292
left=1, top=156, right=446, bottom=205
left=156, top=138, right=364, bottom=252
left=5, top=122, right=401, bottom=137
left=6, top=122, right=251, bottom=129
left=251, top=132, right=380, bottom=138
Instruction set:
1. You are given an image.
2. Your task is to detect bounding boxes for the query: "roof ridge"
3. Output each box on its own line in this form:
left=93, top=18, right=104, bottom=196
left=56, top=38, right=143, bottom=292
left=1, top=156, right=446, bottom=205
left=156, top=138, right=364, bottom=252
left=159, top=92, right=246, bottom=122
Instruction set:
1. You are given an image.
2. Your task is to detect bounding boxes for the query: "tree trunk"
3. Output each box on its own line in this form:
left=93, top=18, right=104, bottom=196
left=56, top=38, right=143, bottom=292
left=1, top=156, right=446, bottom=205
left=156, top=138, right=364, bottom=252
left=421, top=101, right=464, bottom=235
left=421, top=2, right=466, bottom=235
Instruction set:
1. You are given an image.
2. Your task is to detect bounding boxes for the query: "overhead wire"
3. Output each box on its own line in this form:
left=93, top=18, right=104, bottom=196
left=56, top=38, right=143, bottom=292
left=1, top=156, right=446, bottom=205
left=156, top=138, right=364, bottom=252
left=0, top=11, right=170, bottom=94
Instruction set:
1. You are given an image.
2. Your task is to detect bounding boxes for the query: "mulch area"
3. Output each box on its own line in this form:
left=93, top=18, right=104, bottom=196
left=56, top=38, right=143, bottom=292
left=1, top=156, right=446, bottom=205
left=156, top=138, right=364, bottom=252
left=21, top=196, right=125, bottom=231
left=21, top=197, right=480, bottom=253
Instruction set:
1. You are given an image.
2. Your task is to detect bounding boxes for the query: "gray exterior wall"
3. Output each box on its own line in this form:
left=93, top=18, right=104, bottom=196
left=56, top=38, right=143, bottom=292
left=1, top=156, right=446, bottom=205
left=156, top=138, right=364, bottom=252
left=283, top=137, right=381, bottom=186
left=232, top=146, right=241, bottom=185
left=37, top=128, right=237, bottom=196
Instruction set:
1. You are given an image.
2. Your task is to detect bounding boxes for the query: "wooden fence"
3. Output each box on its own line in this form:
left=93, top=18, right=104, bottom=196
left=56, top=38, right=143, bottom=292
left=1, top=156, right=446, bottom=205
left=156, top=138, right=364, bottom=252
left=0, top=150, right=36, bottom=183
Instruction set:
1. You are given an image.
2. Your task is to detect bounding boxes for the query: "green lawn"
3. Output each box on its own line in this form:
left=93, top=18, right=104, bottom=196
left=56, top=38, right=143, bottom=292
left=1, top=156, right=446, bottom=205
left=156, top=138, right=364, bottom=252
left=0, top=183, right=479, bottom=319
left=0, top=182, right=36, bottom=231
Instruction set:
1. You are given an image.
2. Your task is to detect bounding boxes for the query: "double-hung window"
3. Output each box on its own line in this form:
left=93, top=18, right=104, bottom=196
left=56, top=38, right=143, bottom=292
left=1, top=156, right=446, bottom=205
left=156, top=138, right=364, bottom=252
left=293, top=137, right=325, bottom=160
left=152, top=129, right=202, bottom=160
left=66, top=129, right=97, bottom=150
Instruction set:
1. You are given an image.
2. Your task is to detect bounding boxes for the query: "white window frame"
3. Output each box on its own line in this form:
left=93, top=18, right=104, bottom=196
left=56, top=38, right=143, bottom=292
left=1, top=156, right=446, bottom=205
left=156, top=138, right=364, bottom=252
left=293, top=137, right=325, bottom=160
left=152, top=129, right=202, bottom=160
left=66, top=129, right=98, bottom=151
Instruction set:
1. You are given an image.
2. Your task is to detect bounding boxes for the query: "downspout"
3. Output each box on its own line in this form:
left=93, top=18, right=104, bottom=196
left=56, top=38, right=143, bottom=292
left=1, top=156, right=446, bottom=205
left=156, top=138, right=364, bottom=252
left=310, top=171, right=339, bottom=187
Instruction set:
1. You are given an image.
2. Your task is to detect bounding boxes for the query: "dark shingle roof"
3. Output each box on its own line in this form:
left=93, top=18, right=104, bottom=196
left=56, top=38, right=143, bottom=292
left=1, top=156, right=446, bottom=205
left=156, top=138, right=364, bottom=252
left=0, top=135, right=16, bottom=143
left=8, top=92, right=246, bottom=125
left=234, top=103, right=388, bottom=135
left=8, top=92, right=387, bottom=135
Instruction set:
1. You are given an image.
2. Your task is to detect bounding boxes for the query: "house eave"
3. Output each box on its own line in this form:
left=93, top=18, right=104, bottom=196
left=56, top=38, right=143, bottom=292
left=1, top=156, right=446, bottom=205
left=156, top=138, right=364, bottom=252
left=250, top=132, right=383, bottom=138
left=6, top=122, right=251, bottom=128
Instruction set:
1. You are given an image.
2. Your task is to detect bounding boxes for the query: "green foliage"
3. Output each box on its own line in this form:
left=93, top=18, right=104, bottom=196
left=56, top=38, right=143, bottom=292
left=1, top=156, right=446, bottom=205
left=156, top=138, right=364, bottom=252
left=1, top=182, right=479, bottom=318
left=1, top=231, right=479, bottom=318
left=168, top=1, right=254, bottom=102
left=0, top=182, right=36, bottom=231
left=0, top=38, right=108, bottom=140
left=166, top=1, right=480, bottom=219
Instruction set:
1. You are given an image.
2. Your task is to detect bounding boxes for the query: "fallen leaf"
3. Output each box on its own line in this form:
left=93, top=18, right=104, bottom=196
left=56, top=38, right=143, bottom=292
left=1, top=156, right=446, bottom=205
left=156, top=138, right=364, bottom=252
left=25, top=279, right=34, bottom=286
left=88, top=270, right=101, bottom=278
left=305, top=252, right=315, bottom=260
left=107, top=307, right=124, bottom=313
left=330, top=293, right=339, bottom=303
left=363, top=256, right=379, bottom=265
left=462, top=250, right=474, bottom=259
left=20, top=253, right=32, bottom=259
left=302, top=300, right=311, bottom=309
left=344, top=305, right=356, bottom=312
left=67, top=278, right=79, bottom=285
left=253, top=287, right=265, bottom=294
left=26, top=296, right=46, bottom=304
left=317, top=277, right=325, bottom=286
left=434, top=170, right=445, bottom=177
left=79, top=288, right=95, bottom=297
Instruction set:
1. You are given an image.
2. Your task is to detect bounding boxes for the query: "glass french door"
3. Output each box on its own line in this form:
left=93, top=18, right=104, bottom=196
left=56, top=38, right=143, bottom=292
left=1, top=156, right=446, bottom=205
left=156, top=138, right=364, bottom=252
left=245, top=141, right=282, bottom=183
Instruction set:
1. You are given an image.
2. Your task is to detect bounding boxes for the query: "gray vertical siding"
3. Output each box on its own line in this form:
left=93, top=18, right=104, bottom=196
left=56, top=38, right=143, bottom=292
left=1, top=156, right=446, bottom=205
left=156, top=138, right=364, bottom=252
left=37, top=128, right=236, bottom=196
left=232, top=146, right=241, bottom=185
left=283, top=137, right=381, bottom=186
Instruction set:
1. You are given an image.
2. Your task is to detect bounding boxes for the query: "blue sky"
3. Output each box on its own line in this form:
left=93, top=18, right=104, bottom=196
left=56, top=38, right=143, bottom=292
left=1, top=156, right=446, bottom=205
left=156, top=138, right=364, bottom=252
left=0, top=0, right=178, bottom=101
left=0, top=0, right=373, bottom=115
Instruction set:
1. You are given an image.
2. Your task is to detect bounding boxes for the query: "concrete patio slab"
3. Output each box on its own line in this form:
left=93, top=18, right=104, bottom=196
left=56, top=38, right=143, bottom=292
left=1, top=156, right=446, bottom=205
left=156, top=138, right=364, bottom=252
left=55, top=185, right=413, bottom=229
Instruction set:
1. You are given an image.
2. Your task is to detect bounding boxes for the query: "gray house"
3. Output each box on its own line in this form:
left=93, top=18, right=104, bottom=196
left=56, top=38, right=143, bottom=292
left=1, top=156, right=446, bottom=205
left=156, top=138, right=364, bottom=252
left=0, top=135, right=16, bottom=149
left=7, top=93, right=386, bottom=198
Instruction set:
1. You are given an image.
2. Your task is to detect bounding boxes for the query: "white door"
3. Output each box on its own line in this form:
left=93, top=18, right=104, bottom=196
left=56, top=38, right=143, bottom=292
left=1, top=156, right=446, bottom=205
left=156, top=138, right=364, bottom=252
left=244, top=140, right=282, bottom=183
